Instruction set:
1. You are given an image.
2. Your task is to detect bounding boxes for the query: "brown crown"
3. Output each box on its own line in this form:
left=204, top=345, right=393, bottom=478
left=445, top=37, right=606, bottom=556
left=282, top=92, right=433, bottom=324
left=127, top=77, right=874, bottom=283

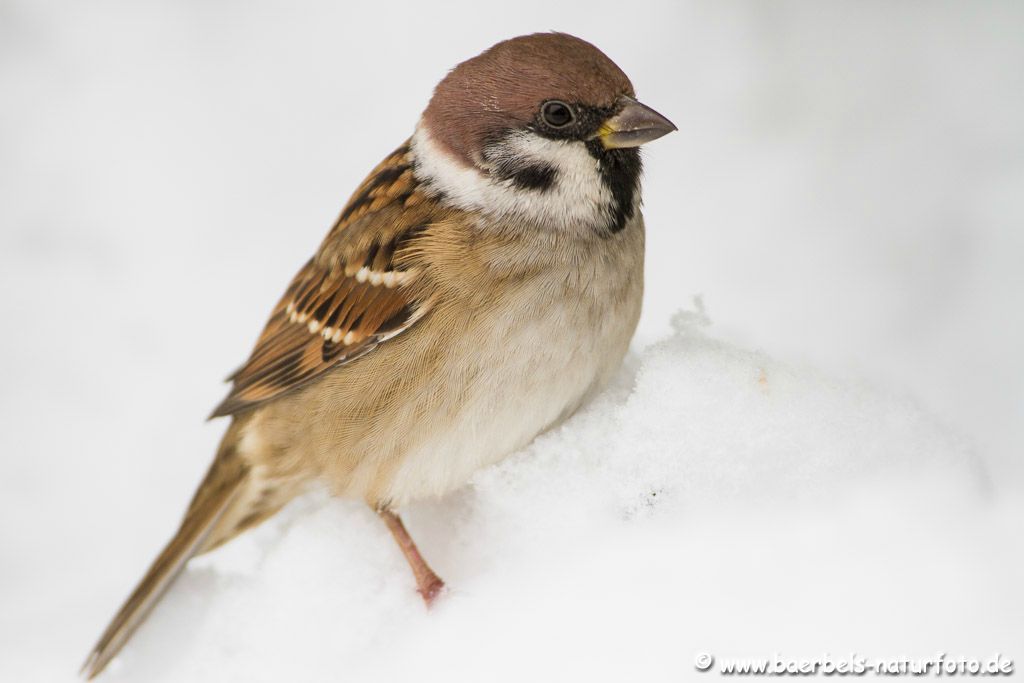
left=422, top=32, right=635, bottom=166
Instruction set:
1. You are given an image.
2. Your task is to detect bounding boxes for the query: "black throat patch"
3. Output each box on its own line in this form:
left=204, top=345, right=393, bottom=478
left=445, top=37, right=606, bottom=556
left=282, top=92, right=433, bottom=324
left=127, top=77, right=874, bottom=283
left=587, top=142, right=642, bottom=234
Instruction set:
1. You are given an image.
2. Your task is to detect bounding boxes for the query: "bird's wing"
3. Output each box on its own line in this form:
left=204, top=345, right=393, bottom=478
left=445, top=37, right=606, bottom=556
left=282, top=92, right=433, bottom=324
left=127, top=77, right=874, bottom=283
left=210, top=142, right=443, bottom=418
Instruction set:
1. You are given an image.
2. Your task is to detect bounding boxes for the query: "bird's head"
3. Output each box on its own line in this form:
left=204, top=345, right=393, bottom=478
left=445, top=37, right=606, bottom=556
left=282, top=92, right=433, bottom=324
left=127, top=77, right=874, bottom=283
left=412, top=32, right=676, bottom=236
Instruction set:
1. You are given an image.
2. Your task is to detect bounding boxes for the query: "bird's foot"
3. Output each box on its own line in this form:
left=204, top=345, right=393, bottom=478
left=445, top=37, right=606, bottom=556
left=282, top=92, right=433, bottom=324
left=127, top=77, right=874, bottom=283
left=417, top=573, right=446, bottom=607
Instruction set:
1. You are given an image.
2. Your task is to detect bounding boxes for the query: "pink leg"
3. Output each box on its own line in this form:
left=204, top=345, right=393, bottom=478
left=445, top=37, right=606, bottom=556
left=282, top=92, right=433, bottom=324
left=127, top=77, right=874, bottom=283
left=378, top=509, right=445, bottom=605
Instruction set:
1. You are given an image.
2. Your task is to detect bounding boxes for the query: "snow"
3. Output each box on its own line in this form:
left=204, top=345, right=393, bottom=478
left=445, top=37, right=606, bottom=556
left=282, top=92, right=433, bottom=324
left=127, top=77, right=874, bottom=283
left=47, top=306, right=1022, bottom=682
left=1, top=1, right=1022, bottom=681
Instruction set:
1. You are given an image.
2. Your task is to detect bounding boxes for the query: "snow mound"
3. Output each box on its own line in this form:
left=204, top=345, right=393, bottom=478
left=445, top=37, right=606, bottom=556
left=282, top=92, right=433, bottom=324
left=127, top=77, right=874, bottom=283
left=100, top=308, right=1016, bottom=682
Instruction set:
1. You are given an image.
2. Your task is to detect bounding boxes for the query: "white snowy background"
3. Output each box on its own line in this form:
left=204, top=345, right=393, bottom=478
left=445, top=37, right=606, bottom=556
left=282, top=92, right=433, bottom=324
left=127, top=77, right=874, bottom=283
left=1, top=1, right=1022, bottom=681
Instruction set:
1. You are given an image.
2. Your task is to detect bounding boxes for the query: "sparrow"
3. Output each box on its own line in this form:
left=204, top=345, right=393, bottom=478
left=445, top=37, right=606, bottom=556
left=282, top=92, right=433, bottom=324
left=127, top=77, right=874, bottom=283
left=82, top=31, right=675, bottom=678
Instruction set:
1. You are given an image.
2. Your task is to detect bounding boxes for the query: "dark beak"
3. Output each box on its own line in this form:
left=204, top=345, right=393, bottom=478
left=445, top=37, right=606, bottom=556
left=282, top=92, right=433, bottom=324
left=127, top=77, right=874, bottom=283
left=595, top=96, right=677, bottom=149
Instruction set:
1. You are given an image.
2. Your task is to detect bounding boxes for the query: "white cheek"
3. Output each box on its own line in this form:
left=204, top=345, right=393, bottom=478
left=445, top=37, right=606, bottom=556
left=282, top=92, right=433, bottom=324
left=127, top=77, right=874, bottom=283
left=410, top=124, right=614, bottom=234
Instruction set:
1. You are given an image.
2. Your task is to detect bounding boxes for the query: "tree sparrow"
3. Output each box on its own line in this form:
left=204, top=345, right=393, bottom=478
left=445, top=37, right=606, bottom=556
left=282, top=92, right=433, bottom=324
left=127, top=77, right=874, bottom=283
left=83, top=31, right=675, bottom=678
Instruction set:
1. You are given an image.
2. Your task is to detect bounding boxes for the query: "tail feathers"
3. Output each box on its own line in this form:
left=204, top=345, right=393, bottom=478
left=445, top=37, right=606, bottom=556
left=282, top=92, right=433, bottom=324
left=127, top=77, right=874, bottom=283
left=80, top=472, right=245, bottom=680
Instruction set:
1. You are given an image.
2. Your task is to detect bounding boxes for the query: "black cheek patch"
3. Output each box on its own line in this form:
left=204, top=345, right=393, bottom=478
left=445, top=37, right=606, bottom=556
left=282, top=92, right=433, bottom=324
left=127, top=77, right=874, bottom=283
left=482, top=131, right=558, bottom=193
left=507, top=164, right=557, bottom=192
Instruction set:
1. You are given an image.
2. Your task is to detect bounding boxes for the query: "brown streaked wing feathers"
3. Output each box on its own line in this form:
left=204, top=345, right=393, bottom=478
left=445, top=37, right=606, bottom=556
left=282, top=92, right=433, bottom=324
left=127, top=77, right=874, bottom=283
left=210, top=142, right=436, bottom=418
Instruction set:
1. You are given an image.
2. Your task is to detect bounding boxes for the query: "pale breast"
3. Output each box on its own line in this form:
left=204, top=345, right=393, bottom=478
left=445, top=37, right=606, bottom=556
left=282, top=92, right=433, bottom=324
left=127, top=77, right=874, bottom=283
left=244, top=216, right=644, bottom=508
left=376, top=221, right=644, bottom=506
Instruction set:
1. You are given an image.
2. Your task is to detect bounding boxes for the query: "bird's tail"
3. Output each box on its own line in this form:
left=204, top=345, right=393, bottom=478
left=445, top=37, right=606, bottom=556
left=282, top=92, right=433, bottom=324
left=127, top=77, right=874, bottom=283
left=80, top=443, right=251, bottom=679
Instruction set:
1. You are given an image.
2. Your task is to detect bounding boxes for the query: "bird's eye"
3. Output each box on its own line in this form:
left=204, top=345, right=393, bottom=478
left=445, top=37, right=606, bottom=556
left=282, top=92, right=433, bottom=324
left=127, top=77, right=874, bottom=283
left=541, top=100, right=575, bottom=128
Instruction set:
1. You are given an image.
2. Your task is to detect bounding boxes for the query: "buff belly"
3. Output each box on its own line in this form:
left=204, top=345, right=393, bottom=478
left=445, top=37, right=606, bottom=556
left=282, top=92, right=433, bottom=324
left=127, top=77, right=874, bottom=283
left=383, top=255, right=642, bottom=505
left=380, top=310, right=634, bottom=505
left=244, top=220, right=644, bottom=509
